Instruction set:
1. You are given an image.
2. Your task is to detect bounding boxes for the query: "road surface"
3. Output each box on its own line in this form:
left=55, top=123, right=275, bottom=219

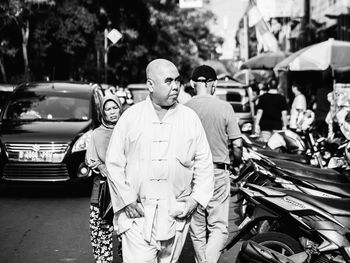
left=0, top=182, right=242, bottom=263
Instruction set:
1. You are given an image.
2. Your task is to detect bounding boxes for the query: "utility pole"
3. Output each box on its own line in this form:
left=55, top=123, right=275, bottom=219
left=243, top=14, right=249, bottom=61
left=104, top=28, right=108, bottom=84
left=300, top=0, right=310, bottom=48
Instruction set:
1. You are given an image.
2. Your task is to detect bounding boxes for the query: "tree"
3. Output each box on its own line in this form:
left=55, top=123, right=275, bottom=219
left=1, top=0, right=224, bottom=84
left=28, top=0, right=100, bottom=80
left=0, top=41, right=17, bottom=82
left=146, top=2, right=223, bottom=80
left=102, top=0, right=223, bottom=84
left=0, top=2, right=18, bottom=82
left=0, top=0, right=55, bottom=81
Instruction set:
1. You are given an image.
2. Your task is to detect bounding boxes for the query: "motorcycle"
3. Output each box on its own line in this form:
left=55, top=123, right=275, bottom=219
left=234, top=146, right=350, bottom=186
left=225, top=184, right=350, bottom=263
left=233, top=147, right=350, bottom=218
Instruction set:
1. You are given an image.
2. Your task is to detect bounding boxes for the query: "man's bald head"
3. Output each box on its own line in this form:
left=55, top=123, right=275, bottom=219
left=145, top=58, right=180, bottom=108
left=146, top=59, right=177, bottom=81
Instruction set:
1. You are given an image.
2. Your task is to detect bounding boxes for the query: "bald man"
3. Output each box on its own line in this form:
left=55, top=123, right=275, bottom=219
left=106, top=59, right=214, bottom=263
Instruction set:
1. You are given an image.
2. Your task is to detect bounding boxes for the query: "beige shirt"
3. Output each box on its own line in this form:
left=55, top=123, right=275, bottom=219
left=105, top=96, right=214, bottom=242
left=185, top=94, right=241, bottom=164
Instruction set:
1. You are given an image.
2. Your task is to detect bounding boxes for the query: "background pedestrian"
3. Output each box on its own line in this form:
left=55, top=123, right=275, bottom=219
left=85, top=93, right=122, bottom=263
left=289, top=82, right=307, bottom=130
left=254, top=80, right=288, bottom=142
left=185, top=65, right=242, bottom=263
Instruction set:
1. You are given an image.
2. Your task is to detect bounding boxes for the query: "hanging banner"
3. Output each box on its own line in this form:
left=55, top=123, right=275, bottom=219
left=247, top=2, right=279, bottom=52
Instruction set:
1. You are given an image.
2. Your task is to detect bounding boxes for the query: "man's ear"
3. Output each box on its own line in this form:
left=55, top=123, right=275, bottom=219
left=211, top=80, right=217, bottom=94
left=190, top=80, right=195, bottom=89
left=147, top=79, right=153, bottom=92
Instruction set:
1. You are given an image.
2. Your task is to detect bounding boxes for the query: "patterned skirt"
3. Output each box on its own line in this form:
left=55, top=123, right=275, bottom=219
left=89, top=204, right=114, bottom=263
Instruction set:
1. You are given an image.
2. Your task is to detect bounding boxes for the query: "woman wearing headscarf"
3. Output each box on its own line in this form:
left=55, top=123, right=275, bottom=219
left=86, top=94, right=122, bottom=263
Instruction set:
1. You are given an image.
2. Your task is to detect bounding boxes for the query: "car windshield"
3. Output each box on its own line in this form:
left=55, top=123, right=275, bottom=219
left=3, top=91, right=90, bottom=121
left=0, top=91, right=13, bottom=114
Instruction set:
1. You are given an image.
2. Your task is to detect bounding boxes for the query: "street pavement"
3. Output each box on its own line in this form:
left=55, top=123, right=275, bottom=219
left=0, top=182, right=242, bottom=263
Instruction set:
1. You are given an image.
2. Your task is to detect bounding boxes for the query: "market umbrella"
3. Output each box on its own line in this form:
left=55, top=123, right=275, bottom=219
left=240, top=51, right=290, bottom=70
left=274, top=38, right=350, bottom=71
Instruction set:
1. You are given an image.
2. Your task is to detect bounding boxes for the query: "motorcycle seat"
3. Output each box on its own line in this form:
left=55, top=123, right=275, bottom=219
left=280, top=189, right=350, bottom=216
left=272, top=159, right=350, bottom=184
left=259, top=150, right=310, bottom=164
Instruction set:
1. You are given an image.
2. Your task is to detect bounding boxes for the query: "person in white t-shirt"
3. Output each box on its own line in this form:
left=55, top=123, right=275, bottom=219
left=289, top=82, right=307, bottom=130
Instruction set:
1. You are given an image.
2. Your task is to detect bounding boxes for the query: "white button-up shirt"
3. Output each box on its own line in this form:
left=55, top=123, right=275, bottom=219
left=105, top=96, right=214, bottom=242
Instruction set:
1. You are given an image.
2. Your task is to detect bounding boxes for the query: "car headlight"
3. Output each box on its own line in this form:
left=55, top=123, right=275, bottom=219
left=72, top=130, right=92, bottom=153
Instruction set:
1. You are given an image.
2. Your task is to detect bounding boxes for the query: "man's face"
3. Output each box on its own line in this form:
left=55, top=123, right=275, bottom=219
left=150, top=64, right=180, bottom=107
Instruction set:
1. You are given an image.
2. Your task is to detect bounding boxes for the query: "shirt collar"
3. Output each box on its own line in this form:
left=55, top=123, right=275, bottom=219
left=192, top=94, right=213, bottom=99
left=145, top=95, right=179, bottom=123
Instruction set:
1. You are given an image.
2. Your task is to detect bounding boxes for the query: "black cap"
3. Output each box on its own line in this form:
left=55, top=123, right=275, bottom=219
left=191, top=65, right=217, bottom=82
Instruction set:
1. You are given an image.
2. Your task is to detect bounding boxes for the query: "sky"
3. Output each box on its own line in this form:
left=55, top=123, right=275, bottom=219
left=208, top=0, right=248, bottom=59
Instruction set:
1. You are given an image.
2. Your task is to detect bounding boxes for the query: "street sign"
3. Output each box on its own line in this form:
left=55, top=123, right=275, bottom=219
left=179, top=0, right=203, bottom=8
left=107, top=29, right=122, bottom=44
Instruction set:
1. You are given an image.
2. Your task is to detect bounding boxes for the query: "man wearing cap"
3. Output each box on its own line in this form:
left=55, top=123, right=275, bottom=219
left=185, top=65, right=242, bottom=263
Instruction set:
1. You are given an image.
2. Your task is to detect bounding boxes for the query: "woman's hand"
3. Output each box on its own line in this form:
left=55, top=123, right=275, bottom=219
left=88, top=160, right=100, bottom=170
left=98, top=164, right=109, bottom=177
left=124, top=202, right=144, bottom=218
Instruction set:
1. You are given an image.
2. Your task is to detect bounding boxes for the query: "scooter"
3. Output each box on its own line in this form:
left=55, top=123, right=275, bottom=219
left=233, top=147, right=350, bottom=219
left=234, top=147, right=350, bottom=186
left=224, top=184, right=350, bottom=263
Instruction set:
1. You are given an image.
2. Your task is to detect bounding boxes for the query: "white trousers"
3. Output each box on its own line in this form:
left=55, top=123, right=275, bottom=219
left=121, top=219, right=190, bottom=263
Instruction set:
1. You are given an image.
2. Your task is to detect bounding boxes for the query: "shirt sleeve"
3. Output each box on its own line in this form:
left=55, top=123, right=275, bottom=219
left=85, top=132, right=102, bottom=169
left=226, top=104, right=242, bottom=139
left=190, top=114, right=214, bottom=208
left=256, top=95, right=264, bottom=110
left=105, top=116, right=138, bottom=213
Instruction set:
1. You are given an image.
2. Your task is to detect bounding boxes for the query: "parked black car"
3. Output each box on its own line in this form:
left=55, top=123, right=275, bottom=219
left=0, top=81, right=104, bottom=182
